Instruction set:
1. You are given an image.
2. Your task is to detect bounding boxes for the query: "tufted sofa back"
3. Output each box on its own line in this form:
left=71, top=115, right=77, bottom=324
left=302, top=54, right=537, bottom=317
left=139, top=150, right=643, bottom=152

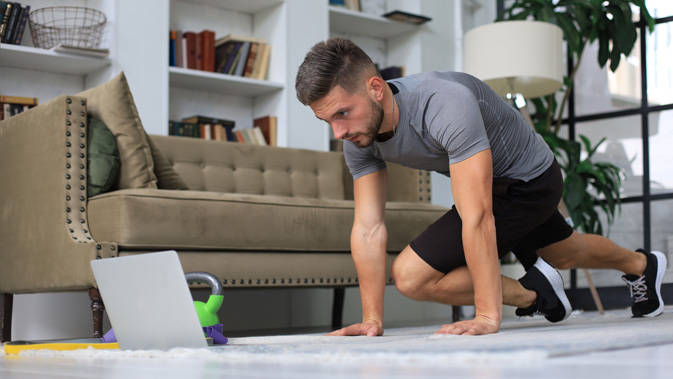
left=151, top=135, right=346, bottom=200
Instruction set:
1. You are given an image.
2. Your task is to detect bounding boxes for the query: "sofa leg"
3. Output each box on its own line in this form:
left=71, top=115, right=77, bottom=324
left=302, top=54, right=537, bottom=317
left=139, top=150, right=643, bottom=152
left=89, top=288, right=105, bottom=338
left=331, top=287, right=345, bottom=330
left=1, top=293, right=13, bottom=343
left=452, top=305, right=461, bottom=322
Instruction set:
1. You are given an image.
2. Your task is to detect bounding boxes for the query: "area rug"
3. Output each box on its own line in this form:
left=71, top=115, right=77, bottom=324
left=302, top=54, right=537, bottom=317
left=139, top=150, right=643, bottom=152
left=8, top=309, right=673, bottom=366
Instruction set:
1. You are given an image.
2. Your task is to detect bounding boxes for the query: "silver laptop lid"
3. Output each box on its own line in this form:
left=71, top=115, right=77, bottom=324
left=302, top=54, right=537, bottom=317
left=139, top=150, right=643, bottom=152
left=90, top=251, right=208, bottom=350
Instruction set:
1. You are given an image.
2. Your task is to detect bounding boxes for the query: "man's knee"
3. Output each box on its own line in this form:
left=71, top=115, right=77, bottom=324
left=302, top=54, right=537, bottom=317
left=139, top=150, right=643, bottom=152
left=538, top=231, right=585, bottom=270
left=391, top=247, right=432, bottom=300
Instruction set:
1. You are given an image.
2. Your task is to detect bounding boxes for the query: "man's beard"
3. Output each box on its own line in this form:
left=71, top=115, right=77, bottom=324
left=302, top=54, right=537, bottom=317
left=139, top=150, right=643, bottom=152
left=348, top=97, right=384, bottom=148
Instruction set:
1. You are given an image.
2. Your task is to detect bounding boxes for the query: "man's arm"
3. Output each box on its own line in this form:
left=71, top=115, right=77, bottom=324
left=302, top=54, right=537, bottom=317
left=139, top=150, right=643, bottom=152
left=327, top=169, right=388, bottom=336
left=441, top=149, right=502, bottom=335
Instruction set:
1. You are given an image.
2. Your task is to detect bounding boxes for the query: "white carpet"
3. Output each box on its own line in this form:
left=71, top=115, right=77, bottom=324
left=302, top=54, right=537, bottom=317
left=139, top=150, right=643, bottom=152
left=8, top=309, right=673, bottom=366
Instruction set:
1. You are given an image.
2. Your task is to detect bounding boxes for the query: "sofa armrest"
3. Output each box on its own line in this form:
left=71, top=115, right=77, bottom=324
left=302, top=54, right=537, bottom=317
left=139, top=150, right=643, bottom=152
left=0, top=95, right=117, bottom=293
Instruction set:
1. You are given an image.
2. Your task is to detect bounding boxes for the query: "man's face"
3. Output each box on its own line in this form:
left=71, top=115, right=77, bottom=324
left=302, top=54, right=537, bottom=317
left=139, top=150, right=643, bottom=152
left=310, top=86, right=384, bottom=148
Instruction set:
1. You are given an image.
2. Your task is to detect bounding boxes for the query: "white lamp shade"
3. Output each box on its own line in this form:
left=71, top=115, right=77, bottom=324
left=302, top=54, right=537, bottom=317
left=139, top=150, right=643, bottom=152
left=463, top=21, right=564, bottom=98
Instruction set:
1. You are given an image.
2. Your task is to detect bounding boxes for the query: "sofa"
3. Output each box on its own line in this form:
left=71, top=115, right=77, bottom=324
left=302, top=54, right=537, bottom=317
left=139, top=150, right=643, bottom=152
left=0, top=73, right=449, bottom=340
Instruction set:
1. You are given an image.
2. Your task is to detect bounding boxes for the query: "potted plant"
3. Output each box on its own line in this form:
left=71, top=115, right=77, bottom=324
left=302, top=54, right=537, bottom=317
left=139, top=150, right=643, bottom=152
left=496, top=0, right=655, bottom=235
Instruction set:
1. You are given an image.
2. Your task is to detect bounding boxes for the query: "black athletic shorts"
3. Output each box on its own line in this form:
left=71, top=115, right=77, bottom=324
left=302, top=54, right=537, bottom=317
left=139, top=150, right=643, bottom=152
left=409, top=159, right=573, bottom=274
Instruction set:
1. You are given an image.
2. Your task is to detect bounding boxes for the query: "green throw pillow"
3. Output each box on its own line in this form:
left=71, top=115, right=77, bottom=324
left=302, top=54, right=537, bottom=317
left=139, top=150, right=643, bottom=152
left=87, top=117, right=120, bottom=197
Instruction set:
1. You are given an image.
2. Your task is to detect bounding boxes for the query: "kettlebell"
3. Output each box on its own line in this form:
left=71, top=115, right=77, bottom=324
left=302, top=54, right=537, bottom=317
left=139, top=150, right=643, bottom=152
left=184, top=272, right=224, bottom=327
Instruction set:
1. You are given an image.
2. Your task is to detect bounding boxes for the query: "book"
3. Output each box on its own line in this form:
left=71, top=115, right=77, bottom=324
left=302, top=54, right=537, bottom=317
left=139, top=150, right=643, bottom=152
left=169, top=30, right=177, bottom=66
left=215, top=41, right=241, bottom=73
left=199, top=29, right=215, bottom=72
left=182, top=115, right=235, bottom=129
left=1, top=102, right=29, bottom=120
left=0, top=94, right=37, bottom=120
left=0, top=1, right=11, bottom=41
left=180, top=35, right=188, bottom=68
left=168, top=121, right=198, bottom=137
left=345, top=0, right=360, bottom=11
left=242, top=42, right=260, bottom=78
left=199, top=123, right=211, bottom=140
left=252, top=126, right=267, bottom=146
left=382, top=10, right=432, bottom=25
left=184, top=32, right=197, bottom=69
left=50, top=44, right=110, bottom=58
left=0, top=95, right=38, bottom=105
left=11, top=3, right=28, bottom=45
left=253, top=115, right=277, bottom=146
left=232, top=42, right=251, bottom=76
left=174, top=30, right=183, bottom=68
left=2, top=1, right=20, bottom=44
left=252, top=43, right=271, bottom=80
left=195, top=32, right=203, bottom=70
left=215, top=33, right=267, bottom=46
left=234, top=130, right=246, bottom=143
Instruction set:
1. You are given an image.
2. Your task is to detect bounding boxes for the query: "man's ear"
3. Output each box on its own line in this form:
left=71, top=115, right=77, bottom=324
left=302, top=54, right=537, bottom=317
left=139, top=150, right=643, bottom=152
left=367, top=76, right=385, bottom=101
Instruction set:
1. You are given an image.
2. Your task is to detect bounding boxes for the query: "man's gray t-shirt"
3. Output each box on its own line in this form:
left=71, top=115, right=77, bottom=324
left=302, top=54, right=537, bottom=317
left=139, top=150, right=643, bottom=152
left=344, top=71, right=554, bottom=182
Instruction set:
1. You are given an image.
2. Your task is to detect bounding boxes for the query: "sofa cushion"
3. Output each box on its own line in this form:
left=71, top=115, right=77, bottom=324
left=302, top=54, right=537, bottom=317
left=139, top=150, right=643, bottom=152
left=77, top=72, right=158, bottom=190
left=87, top=117, right=120, bottom=197
left=146, top=136, right=189, bottom=190
left=87, top=189, right=447, bottom=252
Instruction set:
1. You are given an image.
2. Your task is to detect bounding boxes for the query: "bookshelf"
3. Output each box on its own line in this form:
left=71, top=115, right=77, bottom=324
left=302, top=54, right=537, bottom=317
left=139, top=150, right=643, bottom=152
left=0, top=0, right=443, bottom=151
left=161, top=0, right=288, bottom=139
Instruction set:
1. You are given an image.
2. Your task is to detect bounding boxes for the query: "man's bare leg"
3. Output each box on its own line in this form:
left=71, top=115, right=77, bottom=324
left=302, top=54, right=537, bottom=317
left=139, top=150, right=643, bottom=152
left=391, top=245, right=536, bottom=310
left=537, top=231, right=646, bottom=275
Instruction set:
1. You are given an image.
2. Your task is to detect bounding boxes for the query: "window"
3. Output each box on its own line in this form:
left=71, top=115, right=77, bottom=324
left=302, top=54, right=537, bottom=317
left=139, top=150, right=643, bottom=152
left=496, top=0, right=673, bottom=305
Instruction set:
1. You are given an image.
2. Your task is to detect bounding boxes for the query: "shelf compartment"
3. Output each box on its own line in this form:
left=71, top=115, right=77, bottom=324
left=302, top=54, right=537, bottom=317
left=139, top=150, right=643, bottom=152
left=168, top=66, right=283, bottom=97
left=328, top=6, right=419, bottom=39
left=0, top=44, right=111, bottom=75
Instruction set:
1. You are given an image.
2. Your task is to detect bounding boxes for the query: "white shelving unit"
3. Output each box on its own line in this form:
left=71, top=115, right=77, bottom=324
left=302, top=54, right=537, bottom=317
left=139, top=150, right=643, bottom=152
left=0, top=0, right=445, bottom=150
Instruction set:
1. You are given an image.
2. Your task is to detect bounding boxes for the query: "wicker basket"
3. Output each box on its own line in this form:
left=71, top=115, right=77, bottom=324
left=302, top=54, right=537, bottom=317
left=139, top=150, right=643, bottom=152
left=29, top=6, right=107, bottom=49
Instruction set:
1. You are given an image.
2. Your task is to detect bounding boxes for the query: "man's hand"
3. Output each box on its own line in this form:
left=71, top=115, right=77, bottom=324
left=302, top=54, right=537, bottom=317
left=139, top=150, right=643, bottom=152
left=433, top=315, right=500, bottom=336
left=326, top=321, right=384, bottom=337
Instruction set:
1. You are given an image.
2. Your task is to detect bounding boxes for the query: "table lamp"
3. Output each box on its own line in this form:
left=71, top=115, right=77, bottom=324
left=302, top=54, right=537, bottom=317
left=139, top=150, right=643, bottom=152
left=463, top=20, right=564, bottom=99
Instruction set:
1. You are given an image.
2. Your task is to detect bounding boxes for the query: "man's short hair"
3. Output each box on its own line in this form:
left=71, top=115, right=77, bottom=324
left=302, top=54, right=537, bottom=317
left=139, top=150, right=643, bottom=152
left=295, top=38, right=380, bottom=106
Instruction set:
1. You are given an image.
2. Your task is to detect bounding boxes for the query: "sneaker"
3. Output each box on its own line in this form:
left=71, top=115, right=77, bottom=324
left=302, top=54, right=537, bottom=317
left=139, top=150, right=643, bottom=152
left=515, top=257, right=572, bottom=322
left=622, top=249, right=667, bottom=318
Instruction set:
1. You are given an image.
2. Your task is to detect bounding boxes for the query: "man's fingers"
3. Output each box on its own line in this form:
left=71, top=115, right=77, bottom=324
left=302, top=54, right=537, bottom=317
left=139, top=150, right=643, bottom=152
left=434, top=320, right=496, bottom=336
left=325, top=323, right=383, bottom=337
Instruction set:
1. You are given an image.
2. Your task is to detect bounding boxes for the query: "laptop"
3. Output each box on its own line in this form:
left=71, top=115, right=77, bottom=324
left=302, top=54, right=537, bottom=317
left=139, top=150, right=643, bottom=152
left=90, top=250, right=209, bottom=350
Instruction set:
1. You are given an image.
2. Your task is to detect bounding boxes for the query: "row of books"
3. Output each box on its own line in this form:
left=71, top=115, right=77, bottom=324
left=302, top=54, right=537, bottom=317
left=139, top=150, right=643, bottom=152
left=214, top=34, right=271, bottom=80
left=169, top=29, right=215, bottom=72
left=0, top=1, right=29, bottom=45
left=169, top=115, right=277, bottom=146
left=169, top=31, right=271, bottom=81
left=0, top=94, right=37, bottom=121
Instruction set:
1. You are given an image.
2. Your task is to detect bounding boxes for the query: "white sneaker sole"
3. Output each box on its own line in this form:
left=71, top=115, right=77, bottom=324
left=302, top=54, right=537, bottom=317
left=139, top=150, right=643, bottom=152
left=643, top=250, right=667, bottom=318
left=534, top=257, right=572, bottom=321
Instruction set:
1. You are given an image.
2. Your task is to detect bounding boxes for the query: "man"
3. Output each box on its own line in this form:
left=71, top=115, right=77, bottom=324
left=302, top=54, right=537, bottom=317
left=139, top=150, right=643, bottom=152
left=295, top=38, right=667, bottom=336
